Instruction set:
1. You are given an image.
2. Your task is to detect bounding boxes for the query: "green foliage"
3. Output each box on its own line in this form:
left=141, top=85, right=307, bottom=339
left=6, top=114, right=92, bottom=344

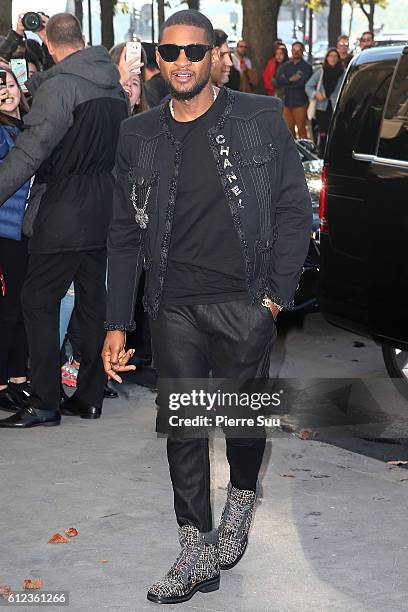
left=307, top=0, right=327, bottom=11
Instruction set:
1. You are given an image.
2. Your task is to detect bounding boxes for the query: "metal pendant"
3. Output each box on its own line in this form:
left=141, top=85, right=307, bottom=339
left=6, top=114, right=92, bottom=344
left=135, top=208, right=149, bottom=229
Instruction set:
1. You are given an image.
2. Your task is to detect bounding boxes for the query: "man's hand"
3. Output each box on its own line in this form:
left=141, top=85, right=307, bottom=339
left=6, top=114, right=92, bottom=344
left=102, top=330, right=136, bottom=383
left=289, top=74, right=301, bottom=82
left=15, top=14, right=25, bottom=37
left=315, top=91, right=325, bottom=102
left=37, top=14, right=49, bottom=43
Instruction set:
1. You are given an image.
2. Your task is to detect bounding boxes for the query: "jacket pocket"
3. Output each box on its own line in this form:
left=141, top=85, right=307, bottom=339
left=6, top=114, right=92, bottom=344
left=128, top=167, right=158, bottom=187
left=255, top=226, right=278, bottom=253
left=234, top=143, right=278, bottom=167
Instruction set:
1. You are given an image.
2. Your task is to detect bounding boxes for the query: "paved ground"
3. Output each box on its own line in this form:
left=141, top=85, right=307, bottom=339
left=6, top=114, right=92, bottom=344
left=1, top=313, right=407, bottom=612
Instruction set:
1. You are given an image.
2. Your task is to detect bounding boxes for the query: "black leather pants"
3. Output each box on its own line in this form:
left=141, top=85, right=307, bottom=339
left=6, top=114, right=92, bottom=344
left=150, top=299, right=277, bottom=532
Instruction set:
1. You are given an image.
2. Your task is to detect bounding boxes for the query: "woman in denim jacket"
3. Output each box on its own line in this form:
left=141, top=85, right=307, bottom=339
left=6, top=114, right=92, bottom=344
left=0, top=66, right=31, bottom=411
left=306, top=47, right=344, bottom=156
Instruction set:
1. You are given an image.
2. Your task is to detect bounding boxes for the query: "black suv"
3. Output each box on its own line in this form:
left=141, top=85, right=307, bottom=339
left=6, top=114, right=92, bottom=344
left=319, top=45, right=408, bottom=394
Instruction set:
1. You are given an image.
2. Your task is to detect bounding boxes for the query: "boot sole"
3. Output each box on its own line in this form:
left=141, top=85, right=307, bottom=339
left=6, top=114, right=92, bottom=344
left=146, top=574, right=220, bottom=604
left=219, top=538, right=248, bottom=570
left=0, top=420, right=61, bottom=428
left=61, top=410, right=101, bottom=419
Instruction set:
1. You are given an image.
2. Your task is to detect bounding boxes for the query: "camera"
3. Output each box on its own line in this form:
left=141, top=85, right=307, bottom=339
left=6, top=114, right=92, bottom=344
left=21, top=11, right=46, bottom=33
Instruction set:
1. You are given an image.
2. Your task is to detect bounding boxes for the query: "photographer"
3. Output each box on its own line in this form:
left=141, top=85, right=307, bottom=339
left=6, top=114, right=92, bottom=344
left=109, top=42, right=147, bottom=114
left=0, top=12, right=53, bottom=70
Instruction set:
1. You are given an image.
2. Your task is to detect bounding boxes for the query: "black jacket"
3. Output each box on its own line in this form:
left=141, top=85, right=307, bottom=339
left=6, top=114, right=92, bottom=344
left=106, top=88, right=312, bottom=330
left=0, top=46, right=128, bottom=254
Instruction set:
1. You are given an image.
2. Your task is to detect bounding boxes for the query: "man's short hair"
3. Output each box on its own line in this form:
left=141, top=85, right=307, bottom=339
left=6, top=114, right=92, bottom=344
left=337, top=34, right=349, bottom=42
left=46, top=13, right=83, bottom=47
left=361, top=31, right=374, bottom=39
left=159, top=9, right=215, bottom=46
left=292, top=40, right=304, bottom=50
left=214, top=29, right=228, bottom=48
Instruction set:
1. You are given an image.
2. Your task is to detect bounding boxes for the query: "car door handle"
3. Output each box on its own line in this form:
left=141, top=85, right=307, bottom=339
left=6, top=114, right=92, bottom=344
left=352, top=151, right=408, bottom=170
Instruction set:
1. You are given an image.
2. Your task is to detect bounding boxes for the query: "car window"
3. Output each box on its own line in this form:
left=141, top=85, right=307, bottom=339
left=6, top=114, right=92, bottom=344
left=326, top=59, right=395, bottom=171
left=353, top=63, right=394, bottom=155
left=377, top=51, right=408, bottom=161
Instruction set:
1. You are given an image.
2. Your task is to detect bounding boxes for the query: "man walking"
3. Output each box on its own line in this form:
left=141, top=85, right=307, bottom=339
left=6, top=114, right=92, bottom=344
left=275, top=41, right=312, bottom=139
left=102, top=9, right=311, bottom=604
left=0, top=13, right=128, bottom=428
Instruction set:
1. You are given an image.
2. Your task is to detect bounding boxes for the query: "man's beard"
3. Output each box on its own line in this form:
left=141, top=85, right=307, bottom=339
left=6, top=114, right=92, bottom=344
left=167, top=65, right=212, bottom=101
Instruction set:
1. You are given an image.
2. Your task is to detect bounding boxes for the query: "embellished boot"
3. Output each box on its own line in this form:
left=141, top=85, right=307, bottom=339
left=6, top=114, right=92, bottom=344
left=146, top=524, right=220, bottom=604
left=218, top=482, right=257, bottom=570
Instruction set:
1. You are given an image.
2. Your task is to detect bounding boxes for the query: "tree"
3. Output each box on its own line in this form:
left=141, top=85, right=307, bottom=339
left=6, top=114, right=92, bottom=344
left=241, top=0, right=283, bottom=82
left=75, top=0, right=84, bottom=29
left=355, top=0, right=387, bottom=32
left=184, top=0, right=200, bottom=8
left=0, top=0, right=12, bottom=36
left=100, top=0, right=116, bottom=49
left=158, top=0, right=165, bottom=29
left=308, top=0, right=341, bottom=46
left=328, top=0, right=342, bottom=46
left=343, top=0, right=357, bottom=37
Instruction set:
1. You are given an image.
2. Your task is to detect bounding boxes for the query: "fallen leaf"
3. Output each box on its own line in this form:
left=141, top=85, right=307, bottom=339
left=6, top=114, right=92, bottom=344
left=387, top=460, right=408, bottom=466
left=64, top=527, right=79, bottom=537
left=299, top=429, right=319, bottom=440
left=23, top=578, right=42, bottom=590
left=279, top=473, right=296, bottom=478
left=100, top=560, right=109, bottom=564
left=48, top=533, right=70, bottom=544
left=0, top=585, right=12, bottom=599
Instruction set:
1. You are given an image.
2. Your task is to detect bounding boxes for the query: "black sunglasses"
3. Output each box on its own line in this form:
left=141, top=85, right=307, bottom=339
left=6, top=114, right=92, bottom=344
left=157, top=43, right=213, bottom=62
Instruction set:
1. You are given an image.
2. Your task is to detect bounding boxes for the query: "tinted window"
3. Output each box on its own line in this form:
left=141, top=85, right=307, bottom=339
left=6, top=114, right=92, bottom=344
left=326, top=60, right=395, bottom=171
left=377, top=51, right=408, bottom=161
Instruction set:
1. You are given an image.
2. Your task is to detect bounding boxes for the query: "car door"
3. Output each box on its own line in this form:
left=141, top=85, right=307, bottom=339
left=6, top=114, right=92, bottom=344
left=360, top=47, right=408, bottom=348
left=320, top=53, right=397, bottom=331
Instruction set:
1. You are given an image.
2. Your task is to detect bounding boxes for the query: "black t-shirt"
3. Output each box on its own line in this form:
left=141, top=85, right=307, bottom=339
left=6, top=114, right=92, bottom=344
left=161, top=88, right=247, bottom=306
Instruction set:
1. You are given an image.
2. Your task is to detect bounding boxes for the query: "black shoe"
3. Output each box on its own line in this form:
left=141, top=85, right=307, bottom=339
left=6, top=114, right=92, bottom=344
left=7, top=381, right=32, bottom=409
left=0, top=406, right=61, bottom=428
left=103, top=382, right=118, bottom=399
left=0, top=388, right=20, bottom=413
left=60, top=395, right=101, bottom=419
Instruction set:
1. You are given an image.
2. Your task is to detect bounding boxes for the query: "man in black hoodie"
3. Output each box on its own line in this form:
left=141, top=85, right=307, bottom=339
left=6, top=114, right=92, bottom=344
left=0, top=13, right=128, bottom=428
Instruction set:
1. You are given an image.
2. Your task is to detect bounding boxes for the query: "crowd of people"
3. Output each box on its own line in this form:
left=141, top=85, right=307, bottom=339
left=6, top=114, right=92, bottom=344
left=258, top=31, right=374, bottom=151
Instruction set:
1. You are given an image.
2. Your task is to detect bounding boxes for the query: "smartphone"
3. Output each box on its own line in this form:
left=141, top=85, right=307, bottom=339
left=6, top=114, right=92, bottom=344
left=10, top=58, right=28, bottom=93
left=0, top=70, right=6, bottom=88
left=126, top=41, right=142, bottom=74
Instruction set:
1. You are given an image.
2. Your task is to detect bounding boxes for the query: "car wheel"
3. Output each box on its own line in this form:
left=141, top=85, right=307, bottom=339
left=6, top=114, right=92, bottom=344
left=382, top=345, right=408, bottom=400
